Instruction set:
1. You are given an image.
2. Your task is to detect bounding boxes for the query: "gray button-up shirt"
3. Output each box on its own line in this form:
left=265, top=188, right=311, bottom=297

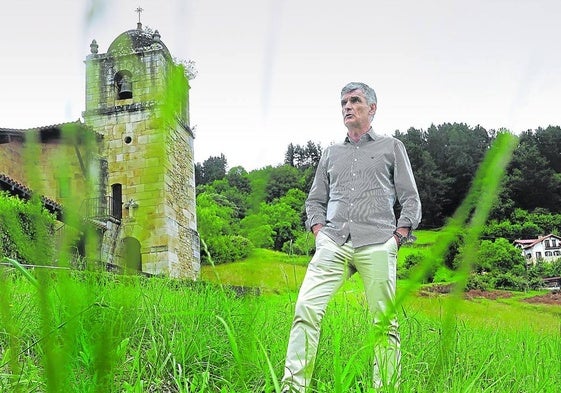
left=305, top=129, right=422, bottom=247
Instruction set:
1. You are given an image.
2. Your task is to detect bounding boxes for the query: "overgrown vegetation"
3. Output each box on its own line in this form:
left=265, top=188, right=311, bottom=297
left=0, top=192, right=56, bottom=265
left=1, top=260, right=560, bottom=392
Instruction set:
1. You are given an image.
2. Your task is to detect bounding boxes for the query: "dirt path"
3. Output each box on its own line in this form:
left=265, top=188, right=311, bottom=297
left=420, top=284, right=561, bottom=305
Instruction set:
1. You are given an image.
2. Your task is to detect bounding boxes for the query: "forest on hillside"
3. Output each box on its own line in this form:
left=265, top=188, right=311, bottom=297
left=194, top=123, right=561, bottom=288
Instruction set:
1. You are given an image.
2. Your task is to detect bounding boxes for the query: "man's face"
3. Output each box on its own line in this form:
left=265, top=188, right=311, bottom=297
left=341, top=89, right=376, bottom=130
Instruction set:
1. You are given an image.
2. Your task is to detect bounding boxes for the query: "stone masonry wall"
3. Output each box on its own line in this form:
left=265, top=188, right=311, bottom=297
left=0, top=139, right=25, bottom=182
left=84, top=46, right=199, bottom=278
left=0, top=136, right=90, bottom=206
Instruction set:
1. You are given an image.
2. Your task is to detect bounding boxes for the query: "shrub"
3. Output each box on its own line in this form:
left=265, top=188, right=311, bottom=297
left=0, top=193, right=56, bottom=265
left=239, top=214, right=274, bottom=249
left=549, top=258, right=561, bottom=276
left=474, top=238, right=526, bottom=274
left=465, top=273, right=493, bottom=291
left=202, top=235, right=254, bottom=265
left=433, top=266, right=455, bottom=283
left=399, top=252, right=436, bottom=282
left=526, top=276, right=545, bottom=290
left=282, top=230, right=314, bottom=256
left=492, top=272, right=527, bottom=291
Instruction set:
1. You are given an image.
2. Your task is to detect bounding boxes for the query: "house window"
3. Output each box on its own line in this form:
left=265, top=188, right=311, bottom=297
left=545, top=240, right=550, bottom=248
left=536, top=252, right=542, bottom=259
left=554, top=251, right=561, bottom=256
left=545, top=251, right=552, bottom=257
left=526, top=253, right=532, bottom=259
left=552, top=239, right=558, bottom=247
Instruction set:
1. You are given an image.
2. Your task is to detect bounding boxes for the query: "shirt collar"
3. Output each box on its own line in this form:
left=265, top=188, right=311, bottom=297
left=344, top=127, right=376, bottom=144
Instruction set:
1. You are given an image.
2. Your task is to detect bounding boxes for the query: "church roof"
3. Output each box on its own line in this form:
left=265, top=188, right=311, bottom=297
left=0, top=120, right=102, bottom=143
left=0, top=173, right=63, bottom=220
left=107, top=24, right=171, bottom=58
left=0, top=120, right=77, bottom=132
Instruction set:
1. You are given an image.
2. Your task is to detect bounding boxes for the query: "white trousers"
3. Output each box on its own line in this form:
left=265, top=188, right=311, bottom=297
left=282, top=232, right=401, bottom=392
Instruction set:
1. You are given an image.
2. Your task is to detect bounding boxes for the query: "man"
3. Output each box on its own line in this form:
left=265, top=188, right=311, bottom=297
left=281, top=82, right=422, bottom=392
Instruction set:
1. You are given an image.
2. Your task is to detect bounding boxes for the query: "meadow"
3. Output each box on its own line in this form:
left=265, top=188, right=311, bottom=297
left=1, top=241, right=560, bottom=393
left=2, top=133, right=560, bottom=392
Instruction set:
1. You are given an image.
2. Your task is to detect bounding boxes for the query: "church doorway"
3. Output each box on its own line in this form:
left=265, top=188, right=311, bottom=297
left=122, top=237, right=142, bottom=273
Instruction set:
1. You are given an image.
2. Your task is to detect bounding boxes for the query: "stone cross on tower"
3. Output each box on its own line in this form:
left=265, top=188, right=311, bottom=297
left=135, top=6, right=144, bottom=29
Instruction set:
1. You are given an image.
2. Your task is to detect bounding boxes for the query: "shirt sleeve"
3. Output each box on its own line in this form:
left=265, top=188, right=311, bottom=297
left=304, top=153, right=329, bottom=231
left=393, top=139, right=422, bottom=229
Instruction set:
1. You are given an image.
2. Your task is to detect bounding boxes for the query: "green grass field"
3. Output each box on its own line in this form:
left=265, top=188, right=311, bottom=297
left=2, top=229, right=561, bottom=392
left=201, top=237, right=561, bottom=337
left=200, top=229, right=446, bottom=294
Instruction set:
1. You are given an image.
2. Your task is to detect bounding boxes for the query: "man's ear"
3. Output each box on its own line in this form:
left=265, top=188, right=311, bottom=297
left=370, top=103, right=377, bottom=115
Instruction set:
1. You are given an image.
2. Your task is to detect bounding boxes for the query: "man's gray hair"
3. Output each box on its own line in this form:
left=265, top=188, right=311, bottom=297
left=341, top=82, right=377, bottom=105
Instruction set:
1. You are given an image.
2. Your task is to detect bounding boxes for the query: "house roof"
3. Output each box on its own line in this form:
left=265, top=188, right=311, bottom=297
left=0, top=173, right=63, bottom=220
left=513, top=234, right=561, bottom=249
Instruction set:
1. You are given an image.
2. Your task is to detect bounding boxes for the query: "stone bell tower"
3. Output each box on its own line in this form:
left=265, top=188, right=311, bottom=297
left=83, top=20, right=200, bottom=278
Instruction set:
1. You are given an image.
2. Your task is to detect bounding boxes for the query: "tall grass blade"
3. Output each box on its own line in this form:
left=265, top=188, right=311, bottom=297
left=1, top=257, right=39, bottom=288
left=257, top=339, right=282, bottom=393
left=216, top=315, right=243, bottom=372
left=395, top=132, right=518, bottom=306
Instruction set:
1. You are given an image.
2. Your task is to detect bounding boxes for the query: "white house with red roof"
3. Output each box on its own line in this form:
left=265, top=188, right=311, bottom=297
left=514, top=234, right=561, bottom=264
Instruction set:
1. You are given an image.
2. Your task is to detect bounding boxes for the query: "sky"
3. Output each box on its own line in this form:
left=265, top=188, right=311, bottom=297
left=1, top=0, right=560, bottom=171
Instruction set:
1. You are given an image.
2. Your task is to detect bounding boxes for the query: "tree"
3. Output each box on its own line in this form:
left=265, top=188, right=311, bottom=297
left=265, top=165, right=302, bottom=202
left=284, top=141, right=322, bottom=170
left=226, top=166, right=252, bottom=194
left=285, top=143, right=296, bottom=167
left=259, top=189, right=306, bottom=250
left=524, top=210, right=561, bottom=235
left=196, top=192, right=235, bottom=239
left=303, top=140, right=322, bottom=169
left=195, top=162, right=204, bottom=186
left=245, top=166, right=273, bottom=213
left=426, top=123, right=491, bottom=217
left=504, top=137, right=561, bottom=213
left=396, top=128, right=452, bottom=228
left=534, top=126, right=561, bottom=172
left=239, top=214, right=274, bottom=249
left=474, top=238, right=526, bottom=275
left=196, top=192, right=253, bottom=264
left=300, top=166, right=317, bottom=196
left=196, top=154, right=228, bottom=185
left=205, top=178, right=250, bottom=220
left=192, top=124, right=561, bottom=261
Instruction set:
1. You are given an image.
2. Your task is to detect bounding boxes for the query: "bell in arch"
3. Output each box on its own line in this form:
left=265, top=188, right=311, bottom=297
left=118, top=75, right=133, bottom=99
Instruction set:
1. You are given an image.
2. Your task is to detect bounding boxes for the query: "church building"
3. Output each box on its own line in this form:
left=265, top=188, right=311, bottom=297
left=0, top=21, right=200, bottom=279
